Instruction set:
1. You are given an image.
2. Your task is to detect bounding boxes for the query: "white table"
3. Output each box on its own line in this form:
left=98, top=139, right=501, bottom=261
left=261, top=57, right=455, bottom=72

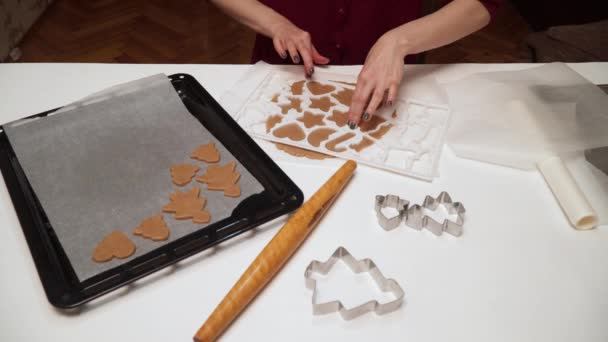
left=1, top=63, right=607, bottom=342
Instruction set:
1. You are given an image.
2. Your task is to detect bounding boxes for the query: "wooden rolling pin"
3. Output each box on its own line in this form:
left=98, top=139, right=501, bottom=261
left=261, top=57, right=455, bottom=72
left=194, top=160, right=357, bottom=342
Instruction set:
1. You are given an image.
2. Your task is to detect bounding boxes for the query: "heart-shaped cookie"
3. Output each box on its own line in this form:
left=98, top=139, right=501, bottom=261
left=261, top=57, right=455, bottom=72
left=134, top=215, right=170, bottom=241
left=307, top=81, right=336, bottom=95
left=92, top=231, right=136, bottom=263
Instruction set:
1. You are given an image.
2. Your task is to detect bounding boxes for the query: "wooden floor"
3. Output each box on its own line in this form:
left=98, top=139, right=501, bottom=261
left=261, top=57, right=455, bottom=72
left=16, top=0, right=530, bottom=64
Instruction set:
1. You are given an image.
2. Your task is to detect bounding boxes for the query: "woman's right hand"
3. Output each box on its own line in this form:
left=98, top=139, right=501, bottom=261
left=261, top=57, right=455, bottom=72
left=269, top=19, right=330, bottom=76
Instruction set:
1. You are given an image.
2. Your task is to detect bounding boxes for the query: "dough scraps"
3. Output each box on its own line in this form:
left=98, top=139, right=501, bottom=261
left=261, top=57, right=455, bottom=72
left=307, top=127, right=336, bottom=147
left=331, top=88, right=354, bottom=106
left=296, top=111, right=325, bottom=128
left=92, top=231, right=136, bottom=263
left=326, top=132, right=356, bottom=152
left=309, top=96, right=335, bottom=112
left=391, top=110, right=397, bottom=119
left=134, top=215, right=170, bottom=241
left=162, top=187, right=211, bottom=223
left=271, top=94, right=280, bottom=103
left=307, top=81, right=336, bottom=95
left=274, top=143, right=333, bottom=160
left=196, top=161, right=241, bottom=197
left=279, top=97, right=303, bottom=114
left=350, top=137, right=375, bottom=152
left=170, top=163, right=200, bottom=186
left=266, top=115, right=283, bottom=133
left=291, top=80, right=306, bottom=95
left=191, top=143, right=221, bottom=163
left=272, top=123, right=306, bottom=141
left=369, top=124, right=394, bottom=139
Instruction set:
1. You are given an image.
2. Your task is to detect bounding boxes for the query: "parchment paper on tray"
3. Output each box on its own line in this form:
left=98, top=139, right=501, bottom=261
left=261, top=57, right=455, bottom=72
left=223, top=63, right=451, bottom=180
left=4, top=74, right=264, bottom=281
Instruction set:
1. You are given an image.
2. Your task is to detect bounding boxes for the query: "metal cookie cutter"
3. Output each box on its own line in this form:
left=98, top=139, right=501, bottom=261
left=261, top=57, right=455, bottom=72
left=304, top=247, right=405, bottom=320
left=405, top=191, right=465, bottom=237
left=375, top=195, right=409, bottom=231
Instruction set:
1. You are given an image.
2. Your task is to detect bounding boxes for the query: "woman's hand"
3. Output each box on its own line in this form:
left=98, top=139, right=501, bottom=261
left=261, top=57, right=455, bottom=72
left=347, top=30, right=407, bottom=128
left=270, top=19, right=330, bottom=77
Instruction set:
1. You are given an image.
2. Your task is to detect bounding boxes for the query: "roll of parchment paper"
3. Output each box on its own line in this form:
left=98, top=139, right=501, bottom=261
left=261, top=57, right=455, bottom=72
left=537, top=156, right=598, bottom=230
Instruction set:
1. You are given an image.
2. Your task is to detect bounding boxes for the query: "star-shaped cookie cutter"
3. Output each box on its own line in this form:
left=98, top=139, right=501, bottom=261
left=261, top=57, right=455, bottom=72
left=304, top=247, right=405, bottom=320
left=405, top=191, right=465, bottom=237
left=375, top=195, right=409, bottom=231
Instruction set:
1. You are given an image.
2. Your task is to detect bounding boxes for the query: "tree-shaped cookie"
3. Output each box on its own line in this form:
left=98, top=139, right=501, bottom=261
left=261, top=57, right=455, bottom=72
left=170, top=164, right=200, bottom=186
left=191, top=143, right=221, bottom=163
left=134, top=215, right=170, bottom=241
left=162, top=187, right=211, bottom=224
left=196, top=161, right=241, bottom=197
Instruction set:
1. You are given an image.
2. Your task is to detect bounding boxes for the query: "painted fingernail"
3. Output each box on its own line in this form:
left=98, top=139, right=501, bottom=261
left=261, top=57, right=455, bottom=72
left=348, top=121, right=356, bottom=130
left=309, top=67, right=314, bottom=75
left=280, top=52, right=287, bottom=59
left=362, top=113, right=370, bottom=121
left=293, top=55, right=300, bottom=63
left=388, top=100, right=393, bottom=107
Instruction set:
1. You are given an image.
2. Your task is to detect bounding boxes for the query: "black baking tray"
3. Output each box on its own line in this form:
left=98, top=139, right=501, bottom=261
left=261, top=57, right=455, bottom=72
left=0, top=74, right=303, bottom=309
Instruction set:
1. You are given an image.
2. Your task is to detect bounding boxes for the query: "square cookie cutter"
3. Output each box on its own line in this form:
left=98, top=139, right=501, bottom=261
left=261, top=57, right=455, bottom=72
left=304, top=246, right=405, bottom=320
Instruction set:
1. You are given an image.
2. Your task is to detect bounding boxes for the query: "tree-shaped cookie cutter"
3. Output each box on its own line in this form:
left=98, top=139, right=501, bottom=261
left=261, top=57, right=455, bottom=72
left=375, top=195, right=409, bottom=231
left=405, top=191, right=465, bottom=237
left=304, top=247, right=405, bottom=320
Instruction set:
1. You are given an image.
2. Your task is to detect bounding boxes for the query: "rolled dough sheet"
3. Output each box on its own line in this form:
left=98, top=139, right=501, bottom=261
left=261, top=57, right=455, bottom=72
left=4, top=75, right=264, bottom=281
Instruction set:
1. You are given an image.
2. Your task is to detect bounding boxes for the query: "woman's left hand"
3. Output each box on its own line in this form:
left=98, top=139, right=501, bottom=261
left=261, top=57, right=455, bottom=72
left=347, top=30, right=407, bottom=128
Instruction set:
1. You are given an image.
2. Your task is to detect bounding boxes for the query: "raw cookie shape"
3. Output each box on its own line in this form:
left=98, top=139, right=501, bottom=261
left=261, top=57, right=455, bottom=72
left=196, top=161, right=241, bottom=197
left=291, top=80, right=306, bottom=95
left=191, top=143, right=221, bottom=163
left=297, top=111, right=325, bottom=128
left=134, top=215, right=170, bottom=241
left=331, top=88, right=354, bottom=106
left=266, top=114, right=283, bottom=133
left=326, top=132, right=356, bottom=153
left=272, top=123, right=306, bottom=141
left=279, top=97, right=303, bottom=114
left=369, top=124, right=393, bottom=139
left=359, top=116, right=386, bottom=133
left=309, top=96, right=335, bottom=112
left=92, top=231, right=136, bottom=263
left=307, top=81, right=336, bottom=95
left=327, top=110, right=349, bottom=127
left=162, top=187, right=211, bottom=223
left=170, top=163, right=200, bottom=186
left=308, top=127, right=336, bottom=147
left=350, top=137, right=375, bottom=152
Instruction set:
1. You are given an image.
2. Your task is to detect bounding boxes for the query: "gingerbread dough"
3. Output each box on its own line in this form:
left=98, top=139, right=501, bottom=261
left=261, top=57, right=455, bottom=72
left=275, top=143, right=333, bottom=160
left=297, top=111, right=325, bottom=128
left=271, top=94, right=280, bottom=103
left=307, top=81, right=336, bottom=95
left=307, top=127, right=336, bottom=147
left=196, top=162, right=241, bottom=197
left=191, top=143, right=221, bottom=163
left=272, top=123, right=306, bottom=141
left=369, top=124, right=393, bottom=139
left=391, top=110, right=397, bottom=119
left=327, top=110, right=348, bottom=127
left=279, top=97, right=302, bottom=114
left=350, top=137, right=375, bottom=152
left=266, top=115, right=283, bottom=133
left=134, top=215, right=170, bottom=241
left=162, top=187, right=211, bottom=223
left=170, top=164, right=200, bottom=186
left=359, top=116, right=386, bottom=133
left=325, top=132, right=356, bottom=152
left=92, top=231, right=136, bottom=263
left=310, top=96, right=335, bottom=112
left=291, top=80, right=306, bottom=95
left=331, top=88, right=354, bottom=106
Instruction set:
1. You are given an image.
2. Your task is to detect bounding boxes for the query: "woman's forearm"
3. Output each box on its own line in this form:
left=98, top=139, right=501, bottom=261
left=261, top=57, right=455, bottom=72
left=392, top=0, right=491, bottom=56
left=210, top=0, right=289, bottom=38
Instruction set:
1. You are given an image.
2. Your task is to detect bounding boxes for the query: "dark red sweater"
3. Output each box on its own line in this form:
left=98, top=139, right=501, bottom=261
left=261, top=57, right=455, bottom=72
left=252, top=0, right=501, bottom=65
